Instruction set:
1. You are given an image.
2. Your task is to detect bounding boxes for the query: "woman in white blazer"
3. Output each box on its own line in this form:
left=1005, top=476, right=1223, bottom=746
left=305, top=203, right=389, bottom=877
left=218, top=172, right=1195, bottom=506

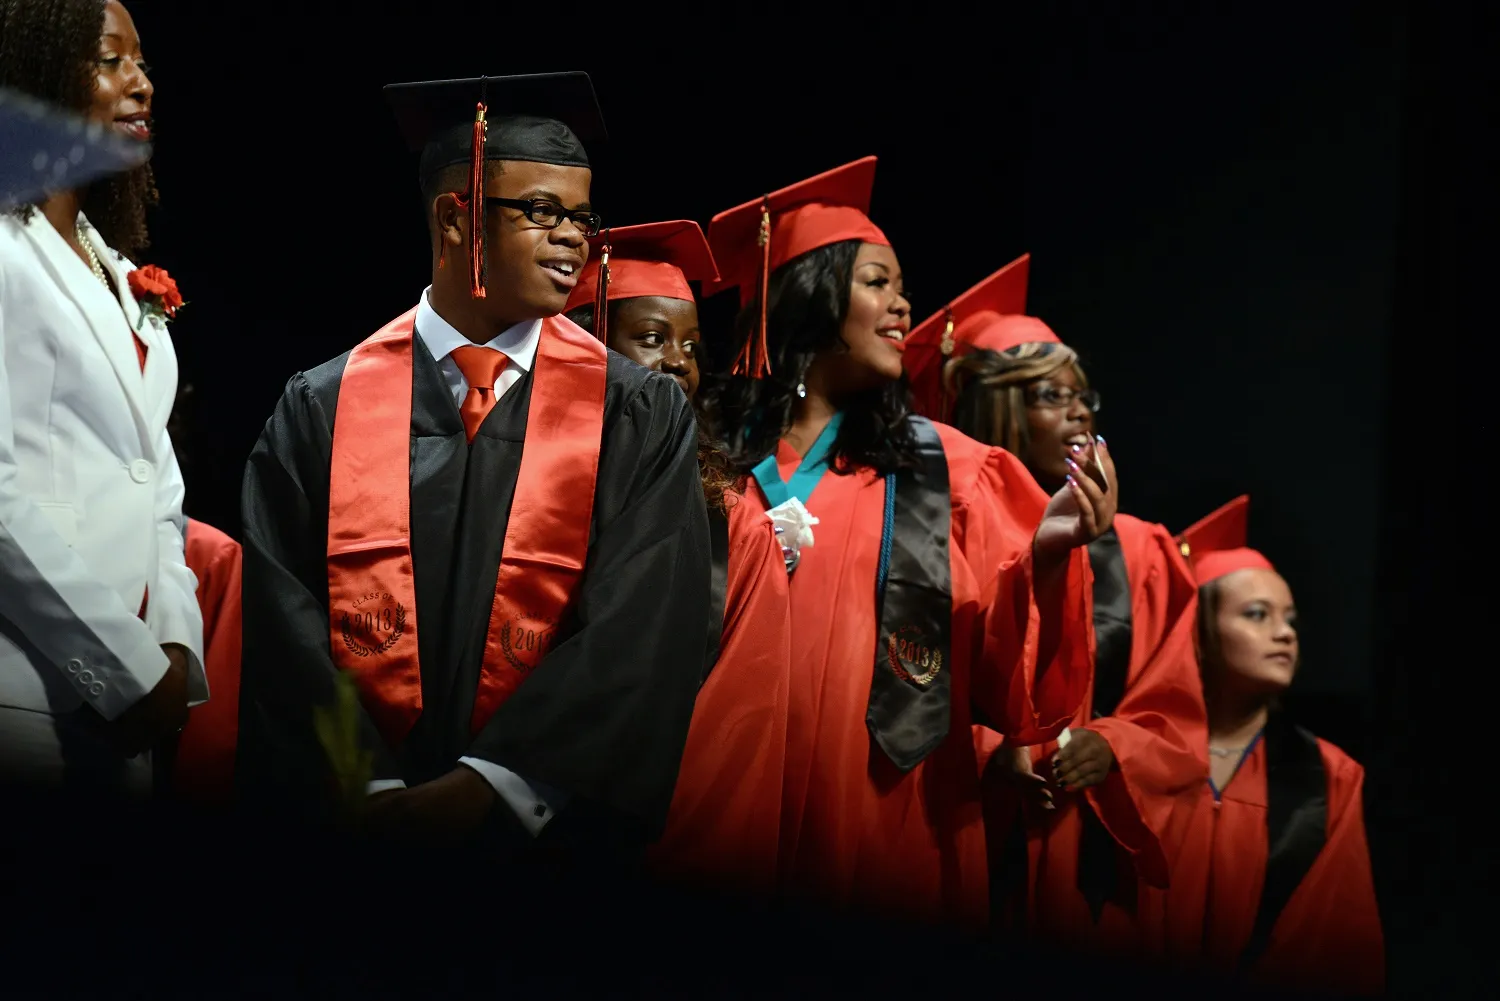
left=0, top=0, right=206, bottom=796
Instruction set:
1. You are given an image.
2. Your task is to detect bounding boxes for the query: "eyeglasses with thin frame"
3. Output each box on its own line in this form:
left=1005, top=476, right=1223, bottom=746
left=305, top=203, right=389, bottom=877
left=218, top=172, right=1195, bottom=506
left=483, top=196, right=603, bottom=237
left=1025, top=384, right=1102, bottom=413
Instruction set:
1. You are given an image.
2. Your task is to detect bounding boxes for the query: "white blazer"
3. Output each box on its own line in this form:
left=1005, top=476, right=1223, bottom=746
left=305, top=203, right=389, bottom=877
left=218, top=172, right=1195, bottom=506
left=0, top=209, right=206, bottom=777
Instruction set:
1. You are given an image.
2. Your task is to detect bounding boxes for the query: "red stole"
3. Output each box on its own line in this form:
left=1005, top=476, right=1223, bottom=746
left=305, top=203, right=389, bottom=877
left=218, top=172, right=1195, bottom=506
left=325, top=309, right=608, bottom=746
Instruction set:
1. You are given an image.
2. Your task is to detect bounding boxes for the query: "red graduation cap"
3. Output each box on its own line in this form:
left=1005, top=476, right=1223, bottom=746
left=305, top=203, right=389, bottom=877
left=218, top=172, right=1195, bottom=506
left=704, top=157, right=890, bottom=378
left=903, top=254, right=1062, bottom=419
left=564, top=220, right=718, bottom=342
left=1176, top=495, right=1277, bottom=586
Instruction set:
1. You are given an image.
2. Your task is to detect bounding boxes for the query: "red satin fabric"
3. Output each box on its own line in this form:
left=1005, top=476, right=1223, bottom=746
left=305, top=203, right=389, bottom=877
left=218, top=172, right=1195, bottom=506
left=450, top=344, right=509, bottom=443
left=326, top=309, right=425, bottom=746
left=172, top=519, right=243, bottom=805
left=325, top=311, right=607, bottom=747
left=569, top=258, right=694, bottom=310
left=740, top=422, right=1092, bottom=929
left=646, top=494, right=791, bottom=897
left=468, top=315, right=607, bottom=732
left=1192, top=548, right=1276, bottom=586
left=1016, top=514, right=1208, bottom=954
left=1157, top=738, right=1385, bottom=995
left=736, top=204, right=888, bottom=308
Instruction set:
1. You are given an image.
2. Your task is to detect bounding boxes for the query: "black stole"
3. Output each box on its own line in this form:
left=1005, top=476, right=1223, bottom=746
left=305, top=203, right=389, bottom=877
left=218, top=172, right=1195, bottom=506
left=702, top=507, right=730, bottom=682
left=865, top=416, right=953, bottom=772
left=1076, top=528, right=1136, bottom=921
left=1238, top=713, right=1328, bottom=972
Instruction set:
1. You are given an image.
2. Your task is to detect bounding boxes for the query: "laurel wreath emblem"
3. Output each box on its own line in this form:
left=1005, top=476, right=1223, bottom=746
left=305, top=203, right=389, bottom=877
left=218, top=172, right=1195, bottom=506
left=341, top=603, right=406, bottom=658
left=500, top=619, right=554, bottom=674
left=888, top=631, right=943, bottom=688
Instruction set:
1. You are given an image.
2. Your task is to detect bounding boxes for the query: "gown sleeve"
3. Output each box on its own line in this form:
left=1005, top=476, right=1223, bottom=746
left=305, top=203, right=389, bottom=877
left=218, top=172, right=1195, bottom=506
left=954, top=441, right=1093, bottom=746
left=236, top=372, right=403, bottom=815
left=1258, top=746, right=1385, bottom=996
left=173, top=520, right=245, bottom=804
left=647, top=493, right=791, bottom=896
left=1075, top=521, right=1208, bottom=887
left=464, top=373, right=712, bottom=837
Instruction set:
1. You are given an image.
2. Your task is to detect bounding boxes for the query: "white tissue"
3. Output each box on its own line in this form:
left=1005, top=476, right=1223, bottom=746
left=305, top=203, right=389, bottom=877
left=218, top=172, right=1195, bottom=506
left=766, top=497, right=819, bottom=549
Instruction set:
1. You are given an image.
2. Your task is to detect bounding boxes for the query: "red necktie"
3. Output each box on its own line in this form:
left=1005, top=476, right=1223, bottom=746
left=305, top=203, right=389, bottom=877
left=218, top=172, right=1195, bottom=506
left=450, top=345, right=510, bottom=443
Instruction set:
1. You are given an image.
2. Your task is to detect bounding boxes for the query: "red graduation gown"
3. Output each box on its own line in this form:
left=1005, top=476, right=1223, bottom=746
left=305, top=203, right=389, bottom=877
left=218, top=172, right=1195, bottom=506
left=742, top=422, right=1092, bottom=929
left=1021, top=514, right=1208, bottom=951
left=647, top=493, right=791, bottom=896
left=172, top=518, right=243, bottom=805
left=1159, top=737, right=1384, bottom=995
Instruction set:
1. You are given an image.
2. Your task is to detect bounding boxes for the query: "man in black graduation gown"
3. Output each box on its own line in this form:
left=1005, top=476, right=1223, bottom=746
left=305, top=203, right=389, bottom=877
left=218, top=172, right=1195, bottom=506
left=235, top=73, right=711, bottom=864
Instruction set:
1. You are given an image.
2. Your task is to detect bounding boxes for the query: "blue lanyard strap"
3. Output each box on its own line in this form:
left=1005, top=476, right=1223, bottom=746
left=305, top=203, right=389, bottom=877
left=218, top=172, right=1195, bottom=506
left=750, top=412, right=845, bottom=508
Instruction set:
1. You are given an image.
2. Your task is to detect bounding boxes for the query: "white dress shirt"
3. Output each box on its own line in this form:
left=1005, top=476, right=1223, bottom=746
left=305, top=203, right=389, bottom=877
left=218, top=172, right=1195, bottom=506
left=365, top=289, right=567, bottom=836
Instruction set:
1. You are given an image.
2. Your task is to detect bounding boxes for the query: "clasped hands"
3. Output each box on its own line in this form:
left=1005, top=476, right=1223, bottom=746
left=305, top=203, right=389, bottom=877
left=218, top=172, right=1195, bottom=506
left=1004, top=728, right=1116, bottom=813
left=363, top=765, right=498, bottom=843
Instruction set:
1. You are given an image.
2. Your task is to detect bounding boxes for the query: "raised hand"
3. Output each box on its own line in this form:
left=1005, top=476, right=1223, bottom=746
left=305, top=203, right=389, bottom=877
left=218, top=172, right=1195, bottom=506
left=1033, top=436, right=1118, bottom=563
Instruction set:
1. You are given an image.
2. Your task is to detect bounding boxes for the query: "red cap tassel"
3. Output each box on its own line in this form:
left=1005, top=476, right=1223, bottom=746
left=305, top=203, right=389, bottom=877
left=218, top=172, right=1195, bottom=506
left=468, top=102, right=488, bottom=299
left=731, top=198, right=774, bottom=379
left=939, top=309, right=956, bottom=423
left=593, top=231, right=611, bottom=343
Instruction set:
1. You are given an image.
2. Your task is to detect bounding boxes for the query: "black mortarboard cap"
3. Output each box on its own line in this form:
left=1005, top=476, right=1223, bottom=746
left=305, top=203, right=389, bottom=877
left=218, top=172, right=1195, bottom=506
left=1, top=86, right=149, bottom=208
left=383, top=72, right=606, bottom=299
left=384, top=72, right=607, bottom=185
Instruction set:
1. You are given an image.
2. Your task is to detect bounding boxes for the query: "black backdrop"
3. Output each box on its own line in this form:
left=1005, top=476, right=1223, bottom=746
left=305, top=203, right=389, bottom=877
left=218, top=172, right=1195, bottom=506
left=140, top=2, right=1399, bottom=739
left=113, top=2, right=1493, bottom=991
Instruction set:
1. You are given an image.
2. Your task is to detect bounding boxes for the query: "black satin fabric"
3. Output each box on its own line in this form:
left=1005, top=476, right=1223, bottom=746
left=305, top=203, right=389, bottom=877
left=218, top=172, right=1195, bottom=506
left=1239, top=713, right=1328, bottom=971
left=703, top=507, right=729, bottom=682
left=865, top=416, right=953, bottom=773
left=1076, top=527, right=1137, bottom=920
left=237, top=333, right=711, bottom=837
left=1086, top=529, right=1133, bottom=720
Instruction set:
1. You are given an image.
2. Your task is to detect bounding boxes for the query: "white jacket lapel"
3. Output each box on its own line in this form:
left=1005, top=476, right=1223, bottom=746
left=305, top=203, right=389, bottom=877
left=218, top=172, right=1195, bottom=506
left=22, top=212, right=150, bottom=436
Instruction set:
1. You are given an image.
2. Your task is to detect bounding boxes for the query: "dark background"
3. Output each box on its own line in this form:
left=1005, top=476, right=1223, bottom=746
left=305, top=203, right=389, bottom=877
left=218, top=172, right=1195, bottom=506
left=121, top=1, right=1491, bottom=992
left=143, top=3, right=1399, bottom=741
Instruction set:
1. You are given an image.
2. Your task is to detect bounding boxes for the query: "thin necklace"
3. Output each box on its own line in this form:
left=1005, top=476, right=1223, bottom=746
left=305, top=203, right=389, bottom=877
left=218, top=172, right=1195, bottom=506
left=1208, top=744, right=1246, bottom=758
left=76, top=223, right=111, bottom=291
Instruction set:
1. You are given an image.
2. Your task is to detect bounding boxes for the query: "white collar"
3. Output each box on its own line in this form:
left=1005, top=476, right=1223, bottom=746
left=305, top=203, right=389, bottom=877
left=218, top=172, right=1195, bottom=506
left=415, top=287, right=541, bottom=372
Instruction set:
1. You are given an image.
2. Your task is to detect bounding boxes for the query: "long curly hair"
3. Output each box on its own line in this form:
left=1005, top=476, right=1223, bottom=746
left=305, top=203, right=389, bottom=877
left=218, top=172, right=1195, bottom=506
left=945, top=342, right=1088, bottom=457
left=700, top=239, right=918, bottom=477
left=0, top=0, right=158, bottom=259
left=564, top=300, right=736, bottom=516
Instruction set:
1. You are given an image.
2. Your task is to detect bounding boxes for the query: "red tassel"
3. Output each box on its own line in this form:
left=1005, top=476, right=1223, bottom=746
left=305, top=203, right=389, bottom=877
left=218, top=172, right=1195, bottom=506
left=939, top=308, right=956, bottom=423
left=731, top=198, right=773, bottom=379
left=468, top=101, right=488, bottom=299
left=593, top=231, right=611, bottom=343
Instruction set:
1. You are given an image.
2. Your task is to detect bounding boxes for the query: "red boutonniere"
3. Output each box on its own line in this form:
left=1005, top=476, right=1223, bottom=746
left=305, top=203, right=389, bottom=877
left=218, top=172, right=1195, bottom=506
left=127, top=264, right=185, bottom=326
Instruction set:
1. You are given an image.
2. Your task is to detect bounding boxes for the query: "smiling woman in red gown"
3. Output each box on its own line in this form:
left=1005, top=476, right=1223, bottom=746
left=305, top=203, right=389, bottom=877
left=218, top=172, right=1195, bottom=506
left=700, top=159, right=1105, bottom=930
left=1159, top=496, right=1383, bottom=995
left=564, top=221, right=791, bottom=897
left=903, top=255, right=1207, bottom=952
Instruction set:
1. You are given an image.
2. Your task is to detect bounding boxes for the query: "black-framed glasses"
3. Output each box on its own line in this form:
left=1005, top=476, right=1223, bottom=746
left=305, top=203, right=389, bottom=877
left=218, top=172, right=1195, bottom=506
left=485, top=196, right=603, bottom=237
left=1026, top=384, right=1101, bottom=413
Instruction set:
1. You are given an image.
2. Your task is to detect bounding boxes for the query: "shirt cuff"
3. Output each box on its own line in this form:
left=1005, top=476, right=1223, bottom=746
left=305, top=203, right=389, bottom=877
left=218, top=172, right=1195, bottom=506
left=458, top=757, right=570, bottom=837
left=366, top=779, right=407, bottom=795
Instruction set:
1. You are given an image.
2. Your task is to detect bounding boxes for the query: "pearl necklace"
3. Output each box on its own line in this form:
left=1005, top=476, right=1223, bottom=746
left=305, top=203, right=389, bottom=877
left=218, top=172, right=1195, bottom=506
left=1208, top=745, right=1246, bottom=758
left=76, top=223, right=111, bottom=291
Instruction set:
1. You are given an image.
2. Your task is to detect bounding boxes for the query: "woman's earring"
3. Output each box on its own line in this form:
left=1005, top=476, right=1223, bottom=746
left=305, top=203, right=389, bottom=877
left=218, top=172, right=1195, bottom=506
left=796, top=381, right=807, bottom=399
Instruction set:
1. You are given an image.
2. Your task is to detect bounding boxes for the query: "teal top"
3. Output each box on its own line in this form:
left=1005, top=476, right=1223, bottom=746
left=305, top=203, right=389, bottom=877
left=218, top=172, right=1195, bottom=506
left=749, top=412, right=844, bottom=508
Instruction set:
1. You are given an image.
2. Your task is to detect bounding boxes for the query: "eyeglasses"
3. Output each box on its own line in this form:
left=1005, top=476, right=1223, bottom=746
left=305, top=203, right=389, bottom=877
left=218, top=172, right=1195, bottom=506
left=1026, top=385, right=1102, bottom=413
left=485, top=196, right=604, bottom=237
